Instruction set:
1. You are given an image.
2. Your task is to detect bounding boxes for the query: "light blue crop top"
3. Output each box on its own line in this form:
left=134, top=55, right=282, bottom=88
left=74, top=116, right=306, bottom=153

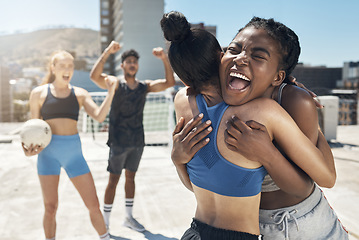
left=186, top=94, right=267, bottom=197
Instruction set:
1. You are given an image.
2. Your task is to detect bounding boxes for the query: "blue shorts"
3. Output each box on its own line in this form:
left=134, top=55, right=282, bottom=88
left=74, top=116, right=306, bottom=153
left=259, top=185, right=349, bottom=240
left=37, top=134, right=90, bottom=178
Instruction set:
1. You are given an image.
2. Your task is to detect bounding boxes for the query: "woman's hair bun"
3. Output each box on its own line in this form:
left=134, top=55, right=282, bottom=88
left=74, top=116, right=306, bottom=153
left=160, top=11, right=191, bottom=42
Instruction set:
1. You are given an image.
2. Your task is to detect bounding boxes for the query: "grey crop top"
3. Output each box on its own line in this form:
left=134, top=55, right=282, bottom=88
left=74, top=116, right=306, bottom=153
left=261, top=83, right=287, bottom=192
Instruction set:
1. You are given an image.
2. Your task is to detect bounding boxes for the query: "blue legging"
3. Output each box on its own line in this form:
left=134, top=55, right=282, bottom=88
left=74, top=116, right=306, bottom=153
left=37, top=134, right=90, bottom=178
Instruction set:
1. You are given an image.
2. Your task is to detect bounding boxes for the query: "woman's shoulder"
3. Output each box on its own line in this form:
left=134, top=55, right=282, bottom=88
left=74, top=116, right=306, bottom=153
left=33, top=84, right=47, bottom=90
left=242, top=97, right=280, bottom=110
left=174, top=87, right=192, bottom=102
left=30, top=84, right=47, bottom=96
left=174, top=87, right=198, bottom=120
left=282, top=84, right=314, bottom=102
left=225, top=97, right=282, bottom=122
left=72, top=85, right=89, bottom=96
left=281, top=84, right=316, bottom=112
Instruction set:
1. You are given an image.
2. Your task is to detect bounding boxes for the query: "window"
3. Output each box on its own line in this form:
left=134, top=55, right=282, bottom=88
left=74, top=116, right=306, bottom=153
left=101, top=28, right=109, bottom=34
left=102, top=18, right=110, bottom=25
left=101, top=0, right=109, bottom=9
left=101, top=36, right=108, bottom=43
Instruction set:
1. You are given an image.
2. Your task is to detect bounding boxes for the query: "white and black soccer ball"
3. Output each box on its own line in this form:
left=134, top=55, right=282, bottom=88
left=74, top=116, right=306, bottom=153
left=20, top=119, right=52, bottom=149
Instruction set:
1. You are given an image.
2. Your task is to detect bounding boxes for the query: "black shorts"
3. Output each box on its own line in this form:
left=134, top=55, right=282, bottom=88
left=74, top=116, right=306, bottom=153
left=181, top=219, right=262, bottom=240
left=107, top=145, right=144, bottom=174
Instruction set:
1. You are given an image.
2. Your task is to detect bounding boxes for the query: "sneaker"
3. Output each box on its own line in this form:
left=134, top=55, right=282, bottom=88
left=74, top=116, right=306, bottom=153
left=123, top=217, right=145, bottom=232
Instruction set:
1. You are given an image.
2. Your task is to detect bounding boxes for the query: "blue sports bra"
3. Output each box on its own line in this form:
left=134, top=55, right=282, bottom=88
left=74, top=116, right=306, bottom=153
left=186, top=94, right=267, bottom=197
left=41, top=84, right=79, bottom=121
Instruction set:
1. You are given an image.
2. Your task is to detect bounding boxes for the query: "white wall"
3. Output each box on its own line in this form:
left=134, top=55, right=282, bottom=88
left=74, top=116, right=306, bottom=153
left=113, top=0, right=166, bottom=80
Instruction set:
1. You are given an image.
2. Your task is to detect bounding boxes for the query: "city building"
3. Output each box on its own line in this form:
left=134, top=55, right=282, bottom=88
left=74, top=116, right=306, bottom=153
left=291, top=63, right=342, bottom=96
left=10, top=78, right=32, bottom=94
left=0, top=65, right=13, bottom=122
left=190, top=23, right=217, bottom=37
left=99, top=0, right=218, bottom=88
left=292, top=62, right=358, bottom=125
left=100, top=0, right=166, bottom=79
left=336, top=61, right=359, bottom=125
left=342, top=61, right=359, bottom=89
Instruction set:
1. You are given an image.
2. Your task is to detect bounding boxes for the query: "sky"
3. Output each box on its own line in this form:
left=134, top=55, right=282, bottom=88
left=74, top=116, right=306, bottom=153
left=0, top=0, right=358, bottom=67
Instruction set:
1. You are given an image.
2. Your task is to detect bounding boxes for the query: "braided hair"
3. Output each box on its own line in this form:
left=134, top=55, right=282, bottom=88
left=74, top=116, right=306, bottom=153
left=238, top=17, right=301, bottom=83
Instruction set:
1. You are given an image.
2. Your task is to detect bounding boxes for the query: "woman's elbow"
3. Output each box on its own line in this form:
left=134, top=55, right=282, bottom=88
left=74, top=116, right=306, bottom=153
left=91, top=113, right=105, bottom=123
left=321, top=174, right=336, bottom=188
left=317, top=172, right=336, bottom=189
left=291, top=182, right=315, bottom=198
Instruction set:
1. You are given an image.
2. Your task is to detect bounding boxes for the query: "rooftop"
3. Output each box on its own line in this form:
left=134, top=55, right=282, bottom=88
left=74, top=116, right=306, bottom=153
left=0, top=124, right=358, bottom=239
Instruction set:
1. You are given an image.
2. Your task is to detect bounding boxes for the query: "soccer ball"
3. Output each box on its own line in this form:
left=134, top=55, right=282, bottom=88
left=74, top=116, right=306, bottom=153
left=20, top=119, right=52, bottom=149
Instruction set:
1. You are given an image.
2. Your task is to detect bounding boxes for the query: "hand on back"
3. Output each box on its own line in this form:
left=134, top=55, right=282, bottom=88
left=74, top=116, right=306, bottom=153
left=172, top=114, right=212, bottom=165
left=224, top=116, right=273, bottom=163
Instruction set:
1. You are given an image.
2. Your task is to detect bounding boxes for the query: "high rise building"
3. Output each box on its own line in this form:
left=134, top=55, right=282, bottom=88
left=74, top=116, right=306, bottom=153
left=100, top=0, right=166, bottom=80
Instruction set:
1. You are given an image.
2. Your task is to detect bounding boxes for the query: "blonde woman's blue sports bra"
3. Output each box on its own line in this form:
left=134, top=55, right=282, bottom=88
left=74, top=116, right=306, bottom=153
left=186, top=94, right=267, bottom=197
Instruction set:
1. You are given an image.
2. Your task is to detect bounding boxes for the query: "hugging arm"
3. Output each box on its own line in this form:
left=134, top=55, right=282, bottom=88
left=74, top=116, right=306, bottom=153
left=260, top=99, right=333, bottom=188
left=280, top=86, right=336, bottom=187
left=225, top=117, right=313, bottom=197
left=314, top=128, right=336, bottom=185
left=171, top=114, right=212, bottom=191
left=225, top=86, right=335, bottom=196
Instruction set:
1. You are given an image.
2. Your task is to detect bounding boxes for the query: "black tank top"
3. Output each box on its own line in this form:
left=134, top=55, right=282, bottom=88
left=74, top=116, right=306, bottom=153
left=41, top=84, right=79, bottom=121
left=107, top=80, right=148, bottom=147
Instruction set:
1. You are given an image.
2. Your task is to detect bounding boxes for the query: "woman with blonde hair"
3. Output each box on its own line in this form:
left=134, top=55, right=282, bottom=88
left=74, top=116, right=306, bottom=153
left=22, top=50, right=116, bottom=240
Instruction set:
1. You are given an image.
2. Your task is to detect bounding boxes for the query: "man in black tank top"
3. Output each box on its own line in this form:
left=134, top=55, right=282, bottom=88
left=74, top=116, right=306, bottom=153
left=90, top=41, right=175, bottom=232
